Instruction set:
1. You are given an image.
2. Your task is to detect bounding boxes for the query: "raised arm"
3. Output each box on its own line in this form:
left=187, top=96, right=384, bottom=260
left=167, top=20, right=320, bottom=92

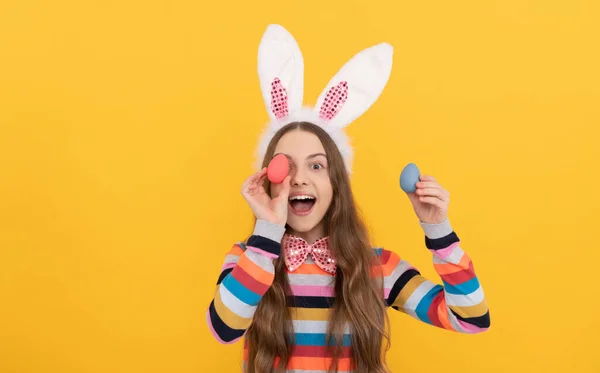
left=381, top=220, right=490, bottom=333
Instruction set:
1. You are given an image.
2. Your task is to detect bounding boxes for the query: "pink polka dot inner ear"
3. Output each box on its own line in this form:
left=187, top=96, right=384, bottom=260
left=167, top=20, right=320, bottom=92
left=267, top=154, right=289, bottom=184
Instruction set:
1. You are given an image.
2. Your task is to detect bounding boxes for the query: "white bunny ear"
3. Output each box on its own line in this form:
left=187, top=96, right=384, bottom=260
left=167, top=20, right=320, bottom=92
left=314, top=43, right=393, bottom=129
left=258, top=24, right=304, bottom=121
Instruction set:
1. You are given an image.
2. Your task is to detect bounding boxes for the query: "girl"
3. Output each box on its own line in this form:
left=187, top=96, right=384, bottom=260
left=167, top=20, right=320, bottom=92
left=207, top=25, right=490, bottom=373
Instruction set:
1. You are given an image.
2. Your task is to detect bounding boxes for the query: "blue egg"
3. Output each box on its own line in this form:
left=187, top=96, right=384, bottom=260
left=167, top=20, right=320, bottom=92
left=399, top=163, right=420, bottom=193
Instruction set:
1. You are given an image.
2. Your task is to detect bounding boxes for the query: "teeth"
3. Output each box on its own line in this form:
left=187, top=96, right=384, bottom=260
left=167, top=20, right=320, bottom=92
left=289, top=195, right=315, bottom=201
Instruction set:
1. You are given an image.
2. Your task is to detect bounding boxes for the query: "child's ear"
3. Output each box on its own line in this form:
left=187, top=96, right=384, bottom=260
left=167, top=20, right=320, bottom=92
left=257, top=24, right=305, bottom=121
left=314, top=43, right=394, bottom=129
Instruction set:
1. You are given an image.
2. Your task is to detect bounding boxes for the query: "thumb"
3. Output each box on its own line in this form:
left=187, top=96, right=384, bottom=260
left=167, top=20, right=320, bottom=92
left=278, top=175, right=292, bottom=200
left=406, top=191, right=419, bottom=204
left=273, top=176, right=291, bottom=205
left=273, top=175, right=291, bottom=220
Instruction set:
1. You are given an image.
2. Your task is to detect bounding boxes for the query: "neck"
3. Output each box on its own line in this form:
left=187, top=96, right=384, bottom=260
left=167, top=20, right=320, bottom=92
left=288, top=221, right=326, bottom=245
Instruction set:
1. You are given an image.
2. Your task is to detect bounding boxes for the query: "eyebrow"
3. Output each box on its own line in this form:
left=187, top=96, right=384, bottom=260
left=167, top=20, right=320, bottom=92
left=273, top=152, right=327, bottom=160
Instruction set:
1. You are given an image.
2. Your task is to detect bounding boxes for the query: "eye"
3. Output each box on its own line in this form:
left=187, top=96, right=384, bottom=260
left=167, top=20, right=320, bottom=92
left=310, top=163, right=324, bottom=171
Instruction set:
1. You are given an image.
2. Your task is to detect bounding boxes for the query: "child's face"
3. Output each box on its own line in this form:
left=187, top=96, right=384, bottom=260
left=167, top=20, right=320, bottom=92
left=270, top=130, right=333, bottom=239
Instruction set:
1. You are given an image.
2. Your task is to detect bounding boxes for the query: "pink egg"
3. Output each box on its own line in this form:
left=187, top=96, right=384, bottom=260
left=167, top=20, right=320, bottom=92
left=267, top=154, right=289, bottom=184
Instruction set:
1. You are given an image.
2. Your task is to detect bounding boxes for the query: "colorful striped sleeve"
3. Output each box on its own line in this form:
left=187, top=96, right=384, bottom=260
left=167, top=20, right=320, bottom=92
left=206, top=219, right=285, bottom=344
left=380, top=219, right=490, bottom=333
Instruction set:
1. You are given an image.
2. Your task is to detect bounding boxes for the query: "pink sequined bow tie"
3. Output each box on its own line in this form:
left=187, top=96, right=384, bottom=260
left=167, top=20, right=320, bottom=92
left=282, top=234, right=336, bottom=274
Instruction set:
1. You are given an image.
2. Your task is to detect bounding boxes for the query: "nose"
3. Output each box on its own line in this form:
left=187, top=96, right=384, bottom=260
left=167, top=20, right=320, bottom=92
left=290, top=166, right=309, bottom=186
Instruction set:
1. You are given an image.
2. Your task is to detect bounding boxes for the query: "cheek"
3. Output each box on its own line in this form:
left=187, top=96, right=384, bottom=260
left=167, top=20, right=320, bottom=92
left=321, top=191, right=333, bottom=208
left=316, top=180, right=333, bottom=207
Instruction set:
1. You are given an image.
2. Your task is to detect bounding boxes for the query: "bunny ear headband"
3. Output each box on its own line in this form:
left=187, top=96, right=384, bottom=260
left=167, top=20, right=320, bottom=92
left=255, top=24, right=394, bottom=175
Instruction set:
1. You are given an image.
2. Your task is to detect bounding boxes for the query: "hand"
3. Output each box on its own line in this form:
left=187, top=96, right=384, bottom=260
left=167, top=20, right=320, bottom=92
left=241, top=167, right=291, bottom=226
left=406, top=175, right=449, bottom=224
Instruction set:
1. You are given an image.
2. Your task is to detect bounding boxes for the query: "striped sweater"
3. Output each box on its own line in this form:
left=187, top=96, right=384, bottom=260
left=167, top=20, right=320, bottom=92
left=207, top=219, right=490, bottom=372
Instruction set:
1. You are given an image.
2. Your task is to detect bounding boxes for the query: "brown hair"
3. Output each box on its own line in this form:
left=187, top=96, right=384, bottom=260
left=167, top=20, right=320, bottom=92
left=245, top=122, right=391, bottom=373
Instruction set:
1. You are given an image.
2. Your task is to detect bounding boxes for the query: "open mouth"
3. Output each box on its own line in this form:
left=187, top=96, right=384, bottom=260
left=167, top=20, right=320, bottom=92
left=288, top=195, right=316, bottom=216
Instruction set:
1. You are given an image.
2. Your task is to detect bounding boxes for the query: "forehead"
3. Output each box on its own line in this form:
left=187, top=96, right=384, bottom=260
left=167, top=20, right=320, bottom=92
left=274, top=130, right=325, bottom=157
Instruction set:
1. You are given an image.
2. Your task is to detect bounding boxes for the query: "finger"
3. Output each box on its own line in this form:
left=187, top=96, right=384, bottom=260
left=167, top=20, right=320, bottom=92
left=258, top=172, right=270, bottom=194
left=418, top=196, right=445, bottom=208
left=254, top=168, right=268, bottom=185
left=416, top=181, right=442, bottom=190
left=243, top=177, right=261, bottom=192
left=257, top=173, right=267, bottom=189
left=242, top=168, right=267, bottom=191
left=419, top=174, right=436, bottom=182
left=417, top=180, right=449, bottom=197
left=250, top=168, right=267, bottom=183
left=416, top=187, right=448, bottom=200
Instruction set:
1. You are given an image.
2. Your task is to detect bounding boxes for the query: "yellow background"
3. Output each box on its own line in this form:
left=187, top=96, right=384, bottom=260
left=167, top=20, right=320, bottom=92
left=1, top=0, right=599, bottom=372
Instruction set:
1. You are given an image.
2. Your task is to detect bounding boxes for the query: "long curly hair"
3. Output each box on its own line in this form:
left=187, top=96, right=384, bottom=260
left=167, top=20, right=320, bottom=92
left=245, top=121, right=391, bottom=373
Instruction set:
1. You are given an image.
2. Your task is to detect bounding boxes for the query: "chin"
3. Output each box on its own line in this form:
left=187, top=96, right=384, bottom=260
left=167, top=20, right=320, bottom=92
left=287, top=218, right=317, bottom=233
